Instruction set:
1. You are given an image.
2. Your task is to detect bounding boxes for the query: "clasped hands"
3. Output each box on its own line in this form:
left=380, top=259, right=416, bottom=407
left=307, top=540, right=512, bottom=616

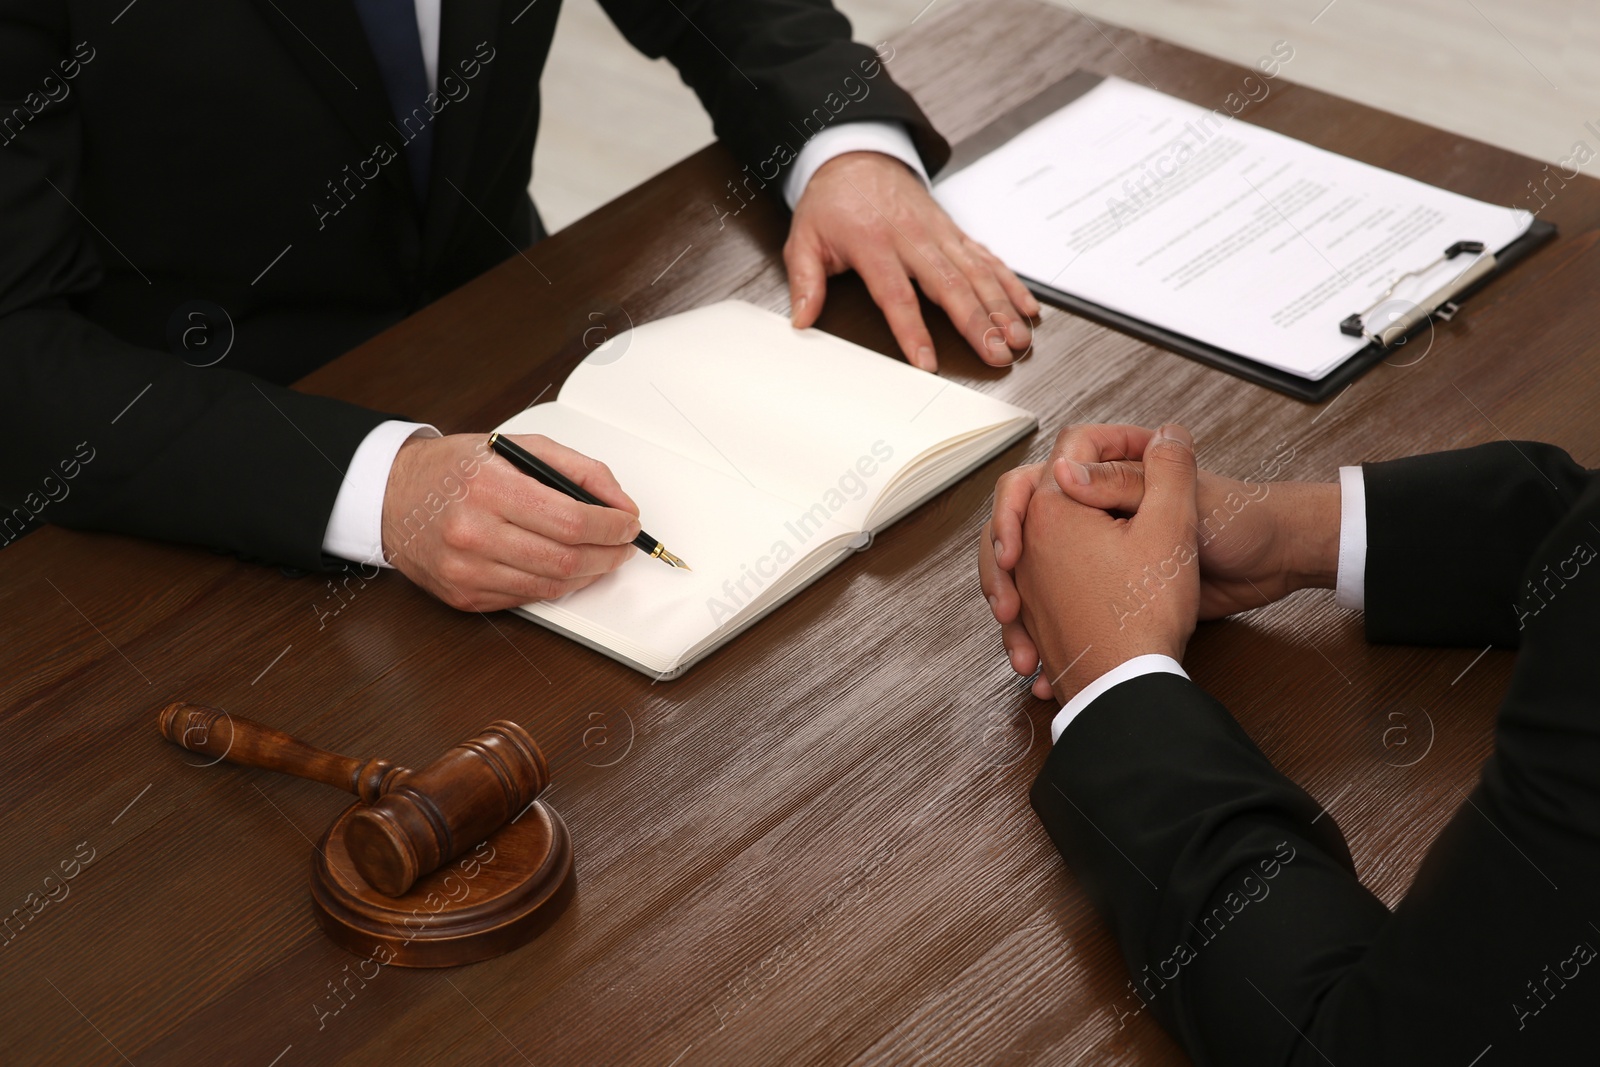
left=978, top=424, right=1340, bottom=702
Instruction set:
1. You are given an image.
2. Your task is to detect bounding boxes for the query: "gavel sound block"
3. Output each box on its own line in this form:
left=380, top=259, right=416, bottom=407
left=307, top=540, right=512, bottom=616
left=159, top=702, right=574, bottom=967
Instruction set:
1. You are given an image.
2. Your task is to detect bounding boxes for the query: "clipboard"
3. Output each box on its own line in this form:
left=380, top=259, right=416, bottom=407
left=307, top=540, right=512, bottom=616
left=939, top=72, right=1557, bottom=403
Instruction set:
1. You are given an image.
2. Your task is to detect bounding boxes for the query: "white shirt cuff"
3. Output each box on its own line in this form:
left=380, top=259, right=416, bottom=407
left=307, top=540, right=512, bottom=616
left=321, top=420, right=440, bottom=568
left=1050, top=653, right=1189, bottom=743
left=783, top=121, right=931, bottom=209
left=1336, top=466, right=1367, bottom=612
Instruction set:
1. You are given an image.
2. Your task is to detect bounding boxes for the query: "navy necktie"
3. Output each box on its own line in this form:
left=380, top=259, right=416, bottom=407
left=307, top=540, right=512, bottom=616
left=352, top=0, right=433, bottom=205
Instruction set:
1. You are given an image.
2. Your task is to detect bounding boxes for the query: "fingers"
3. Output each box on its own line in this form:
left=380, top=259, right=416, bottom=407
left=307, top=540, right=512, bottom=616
left=978, top=517, right=1005, bottom=607
left=942, top=259, right=1021, bottom=360
left=989, top=248, right=1041, bottom=322
left=491, top=522, right=637, bottom=583
left=1003, top=618, right=1042, bottom=678
left=419, top=486, right=638, bottom=603
left=1054, top=456, right=1146, bottom=514
left=1045, top=424, right=1156, bottom=514
left=989, top=463, right=1043, bottom=573
left=783, top=227, right=829, bottom=330
left=979, top=516, right=1019, bottom=624
left=483, top=557, right=616, bottom=602
left=388, top=433, right=653, bottom=614
left=507, top=487, right=640, bottom=550
left=1047, top=423, right=1156, bottom=469
left=433, top=563, right=611, bottom=614
left=906, top=241, right=1025, bottom=367
left=1137, top=423, right=1199, bottom=534
left=948, top=238, right=1034, bottom=356
left=853, top=252, right=938, bottom=371
left=486, top=435, right=644, bottom=585
left=509, top=434, right=639, bottom=517
left=982, top=525, right=1044, bottom=674
left=787, top=153, right=1040, bottom=373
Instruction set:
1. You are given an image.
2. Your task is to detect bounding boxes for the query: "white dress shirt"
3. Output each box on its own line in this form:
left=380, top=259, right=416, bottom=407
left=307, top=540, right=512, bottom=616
left=322, top=6, right=930, bottom=568
left=1048, top=467, right=1369, bottom=742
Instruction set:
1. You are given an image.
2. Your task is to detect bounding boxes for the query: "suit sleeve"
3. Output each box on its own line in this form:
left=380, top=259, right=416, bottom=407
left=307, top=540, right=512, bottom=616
left=594, top=0, right=951, bottom=179
left=1362, top=441, right=1595, bottom=647
left=1030, top=675, right=1388, bottom=1065
left=0, top=8, right=389, bottom=570
left=1030, top=470, right=1600, bottom=1065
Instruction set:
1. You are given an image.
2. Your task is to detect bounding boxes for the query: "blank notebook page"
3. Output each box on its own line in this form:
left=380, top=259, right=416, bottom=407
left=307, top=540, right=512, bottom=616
left=494, top=402, right=858, bottom=672
left=555, top=301, right=1032, bottom=531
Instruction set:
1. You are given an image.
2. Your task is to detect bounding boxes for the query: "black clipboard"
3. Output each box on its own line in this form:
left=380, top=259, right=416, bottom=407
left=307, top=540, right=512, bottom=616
left=938, top=72, right=1557, bottom=403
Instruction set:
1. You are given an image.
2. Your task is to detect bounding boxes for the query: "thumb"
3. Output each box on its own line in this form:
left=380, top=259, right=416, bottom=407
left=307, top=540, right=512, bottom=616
left=1054, top=456, right=1146, bottom=514
left=784, top=231, right=828, bottom=329
left=1137, top=423, right=1198, bottom=534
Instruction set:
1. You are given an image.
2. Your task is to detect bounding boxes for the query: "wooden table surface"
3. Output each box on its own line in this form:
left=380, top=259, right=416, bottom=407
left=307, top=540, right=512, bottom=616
left=5, top=1, right=1597, bottom=1063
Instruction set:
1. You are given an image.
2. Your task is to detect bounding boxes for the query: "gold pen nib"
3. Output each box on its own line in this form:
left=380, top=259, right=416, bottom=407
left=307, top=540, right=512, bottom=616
left=649, top=543, right=692, bottom=571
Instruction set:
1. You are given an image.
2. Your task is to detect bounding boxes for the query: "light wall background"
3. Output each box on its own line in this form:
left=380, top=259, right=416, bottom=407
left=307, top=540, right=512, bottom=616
left=531, top=0, right=1598, bottom=232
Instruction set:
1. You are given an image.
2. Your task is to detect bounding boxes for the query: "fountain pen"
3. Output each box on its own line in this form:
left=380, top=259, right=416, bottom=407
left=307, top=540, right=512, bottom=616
left=488, top=432, right=691, bottom=570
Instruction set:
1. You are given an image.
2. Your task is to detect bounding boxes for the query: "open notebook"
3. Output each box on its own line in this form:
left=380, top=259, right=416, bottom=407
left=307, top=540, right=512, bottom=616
left=493, top=301, right=1036, bottom=678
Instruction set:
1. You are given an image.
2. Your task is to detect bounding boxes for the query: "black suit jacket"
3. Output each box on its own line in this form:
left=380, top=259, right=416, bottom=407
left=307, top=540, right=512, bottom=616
left=0, top=0, right=947, bottom=569
left=1031, top=442, right=1600, bottom=1065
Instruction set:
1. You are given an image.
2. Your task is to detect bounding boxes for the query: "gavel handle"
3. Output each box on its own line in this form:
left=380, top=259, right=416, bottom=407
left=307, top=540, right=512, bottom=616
left=158, top=702, right=406, bottom=803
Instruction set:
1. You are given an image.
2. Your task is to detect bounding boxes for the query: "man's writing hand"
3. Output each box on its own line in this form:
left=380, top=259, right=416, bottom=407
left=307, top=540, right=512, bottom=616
left=381, top=433, right=640, bottom=611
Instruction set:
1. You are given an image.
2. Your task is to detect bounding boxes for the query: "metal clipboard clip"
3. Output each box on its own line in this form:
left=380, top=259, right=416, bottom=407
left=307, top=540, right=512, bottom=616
left=1338, top=240, right=1497, bottom=348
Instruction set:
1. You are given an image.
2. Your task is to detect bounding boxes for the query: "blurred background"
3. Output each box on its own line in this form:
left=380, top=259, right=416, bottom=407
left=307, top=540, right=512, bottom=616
left=531, top=0, right=1598, bottom=231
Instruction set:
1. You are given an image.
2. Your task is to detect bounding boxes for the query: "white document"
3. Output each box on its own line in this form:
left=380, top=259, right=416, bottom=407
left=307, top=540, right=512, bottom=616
left=935, top=77, right=1534, bottom=380
left=494, top=301, right=1036, bottom=677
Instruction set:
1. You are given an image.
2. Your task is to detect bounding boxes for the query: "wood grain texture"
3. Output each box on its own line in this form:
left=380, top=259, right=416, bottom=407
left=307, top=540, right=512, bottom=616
left=1, top=1, right=1593, bottom=1062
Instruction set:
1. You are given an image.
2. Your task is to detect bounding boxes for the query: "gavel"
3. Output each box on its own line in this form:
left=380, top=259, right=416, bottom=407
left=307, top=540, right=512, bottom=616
left=158, top=702, right=549, bottom=897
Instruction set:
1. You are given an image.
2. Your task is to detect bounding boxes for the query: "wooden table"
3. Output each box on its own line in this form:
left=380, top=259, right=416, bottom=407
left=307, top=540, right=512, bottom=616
left=5, top=1, right=1596, bottom=1062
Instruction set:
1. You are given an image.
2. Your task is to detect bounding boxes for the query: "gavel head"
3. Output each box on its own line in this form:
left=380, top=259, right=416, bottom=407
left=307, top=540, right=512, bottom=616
left=346, top=721, right=549, bottom=897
